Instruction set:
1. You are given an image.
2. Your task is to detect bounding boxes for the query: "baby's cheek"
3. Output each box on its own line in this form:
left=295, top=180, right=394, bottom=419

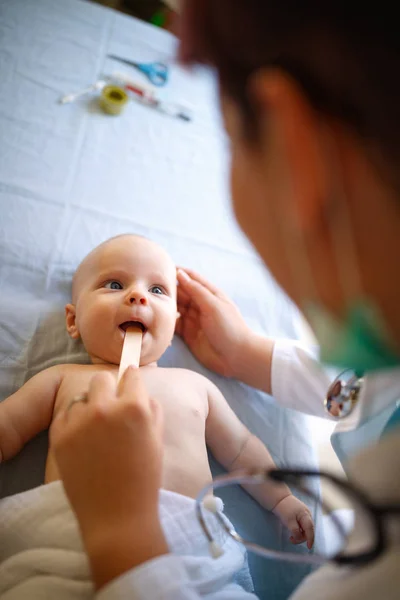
left=80, top=304, right=110, bottom=338
left=89, top=301, right=113, bottom=322
left=155, top=308, right=175, bottom=330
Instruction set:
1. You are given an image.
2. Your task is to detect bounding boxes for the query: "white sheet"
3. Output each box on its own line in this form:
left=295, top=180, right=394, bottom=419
left=0, top=1, right=322, bottom=596
left=0, top=483, right=253, bottom=599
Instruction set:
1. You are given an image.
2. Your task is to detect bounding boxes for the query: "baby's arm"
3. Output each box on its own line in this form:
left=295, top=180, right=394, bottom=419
left=205, top=382, right=314, bottom=548
left=0, top=366, right=63, bottom=463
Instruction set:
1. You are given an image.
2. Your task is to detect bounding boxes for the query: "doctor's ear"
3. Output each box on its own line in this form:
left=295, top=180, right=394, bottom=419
left=65, top=304, right=80, bottom=339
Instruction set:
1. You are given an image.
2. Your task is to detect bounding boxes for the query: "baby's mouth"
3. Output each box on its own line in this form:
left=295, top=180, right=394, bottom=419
left=119, top=321, right=147, bottom=334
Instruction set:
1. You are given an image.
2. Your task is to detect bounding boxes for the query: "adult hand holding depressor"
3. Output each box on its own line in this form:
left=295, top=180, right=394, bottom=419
left=176, top=269, right=275, bottom=393
left=49, top=366, right=167, bottom=590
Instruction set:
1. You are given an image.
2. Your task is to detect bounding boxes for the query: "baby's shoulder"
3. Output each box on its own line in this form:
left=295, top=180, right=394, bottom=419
left=47, top=362, right=93, bottom=375
left=45, top=362, right=112, bottom=383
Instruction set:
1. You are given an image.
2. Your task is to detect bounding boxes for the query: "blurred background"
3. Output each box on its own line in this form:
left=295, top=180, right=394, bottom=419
left=93, top=0, right=177, bottom=29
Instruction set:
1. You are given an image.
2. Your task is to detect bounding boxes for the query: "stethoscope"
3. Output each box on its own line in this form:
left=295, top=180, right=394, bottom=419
left=324, top=368, right=364, bottom=418
left=195, top=368, right=364, bottom=563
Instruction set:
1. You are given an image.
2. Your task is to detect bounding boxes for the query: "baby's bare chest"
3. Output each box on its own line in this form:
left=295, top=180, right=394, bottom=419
left=55, top=365, right=208, bottom=428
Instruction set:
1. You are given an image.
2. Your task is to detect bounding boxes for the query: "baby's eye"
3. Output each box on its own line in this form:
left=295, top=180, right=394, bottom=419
left=150, top=285, right=165, bottom=295
left=104, top=280, right=123, bottom=290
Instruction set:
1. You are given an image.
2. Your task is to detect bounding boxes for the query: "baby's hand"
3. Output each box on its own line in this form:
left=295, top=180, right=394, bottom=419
left=273, top=495, right=315, bottom=549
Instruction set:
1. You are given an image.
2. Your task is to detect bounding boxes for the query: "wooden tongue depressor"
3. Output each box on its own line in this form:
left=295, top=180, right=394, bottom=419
left=118, top=325, right=143, bottom=384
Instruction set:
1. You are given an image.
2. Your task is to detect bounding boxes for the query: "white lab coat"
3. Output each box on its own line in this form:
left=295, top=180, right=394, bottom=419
left=96, top=340, right=400, bottom=600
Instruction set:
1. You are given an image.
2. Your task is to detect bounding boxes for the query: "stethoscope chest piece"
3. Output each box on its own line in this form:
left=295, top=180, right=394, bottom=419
left=325, top=369, right=364, bottom=418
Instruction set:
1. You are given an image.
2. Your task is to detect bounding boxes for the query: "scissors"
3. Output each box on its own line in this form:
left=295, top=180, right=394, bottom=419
left=108, top=54, right=169, bottom=87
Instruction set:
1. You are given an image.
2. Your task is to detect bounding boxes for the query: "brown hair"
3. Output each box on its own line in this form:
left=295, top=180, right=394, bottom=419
left=179, top=1, right=400, bottom=174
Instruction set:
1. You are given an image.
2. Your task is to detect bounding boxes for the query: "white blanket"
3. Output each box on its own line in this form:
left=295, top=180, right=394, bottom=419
left=0, top=483, right=253, bottom=599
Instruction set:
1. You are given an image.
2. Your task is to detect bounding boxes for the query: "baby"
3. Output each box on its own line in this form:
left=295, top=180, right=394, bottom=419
left=0, top=234, right=314, bottom=548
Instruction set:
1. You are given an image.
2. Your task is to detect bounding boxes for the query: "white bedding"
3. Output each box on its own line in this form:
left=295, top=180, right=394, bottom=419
left=0, top=1, right=322, bottom=597
left=0, top=483, right=254, bottom=599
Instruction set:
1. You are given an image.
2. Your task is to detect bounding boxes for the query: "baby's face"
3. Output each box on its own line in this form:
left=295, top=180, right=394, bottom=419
left=66, top=236, right=178, bottom=366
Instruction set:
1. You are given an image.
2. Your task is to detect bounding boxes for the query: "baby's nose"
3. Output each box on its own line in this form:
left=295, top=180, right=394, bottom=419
left=129, top=295, right=147, bottom=305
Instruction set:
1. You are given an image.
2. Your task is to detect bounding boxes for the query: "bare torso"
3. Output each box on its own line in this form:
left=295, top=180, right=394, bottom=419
left=45, top=364, right=212, bottom=499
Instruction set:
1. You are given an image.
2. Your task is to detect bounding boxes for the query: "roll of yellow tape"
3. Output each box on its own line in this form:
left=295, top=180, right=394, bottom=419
left=100, top=85, right=129, bottom=115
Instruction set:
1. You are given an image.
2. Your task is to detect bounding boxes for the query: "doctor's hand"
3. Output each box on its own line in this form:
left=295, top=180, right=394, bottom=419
left=176, top=268, right=252, bottom=378
left=50, top=366, right=167, bottom=590
left=176, top=268, right=275, bottom=394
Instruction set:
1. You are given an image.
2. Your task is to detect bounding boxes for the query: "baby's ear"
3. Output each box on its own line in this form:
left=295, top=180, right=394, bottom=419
left=176, top=311, right=181, bottom=321
left=65, top=304, right=80, bottom=339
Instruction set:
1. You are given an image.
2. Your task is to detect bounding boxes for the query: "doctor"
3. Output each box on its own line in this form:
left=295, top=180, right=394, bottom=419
left=50, top=1, right=400, bottom=598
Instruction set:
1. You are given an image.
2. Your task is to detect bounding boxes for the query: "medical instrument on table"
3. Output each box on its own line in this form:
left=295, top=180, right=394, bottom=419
left=59, top=80, right=106, bottom=104
left=114, top=79, right=191, bottom=121
left=59, top=72, right=191, bottom=121
left=127, top=91, right=192, bottom=122
left=118, top=324, right=143, bottom=383
left=108, top=55, right=169, bottom=87
left=100, top=85, right=129, bottom=115
left=196, top=468, right=400, bottom=567
left=112, top=71, right=191, bottom=120
left=111, top=71, right=155, bottom=99
left=325, top=369, right=364, bottom=418
left=59, top=73, right=155, bottom=105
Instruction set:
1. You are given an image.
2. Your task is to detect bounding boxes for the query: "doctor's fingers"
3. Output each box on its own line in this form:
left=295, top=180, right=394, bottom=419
left=177, top=271, right=232, bottom=315
left=117, top=367, right=162, bottom=431
left=177, top=277, right=217, bottom=313
left=88, top=372, right=117, bottom=407
left=177, top=268, right=228, bottom=299
left=175, top=311, right=202, bottom=344
left=51, top=372, right=115, bottom=438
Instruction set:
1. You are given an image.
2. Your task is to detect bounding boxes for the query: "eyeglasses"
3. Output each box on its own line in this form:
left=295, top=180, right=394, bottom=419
left=195, top=468, right=400, bottom=567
